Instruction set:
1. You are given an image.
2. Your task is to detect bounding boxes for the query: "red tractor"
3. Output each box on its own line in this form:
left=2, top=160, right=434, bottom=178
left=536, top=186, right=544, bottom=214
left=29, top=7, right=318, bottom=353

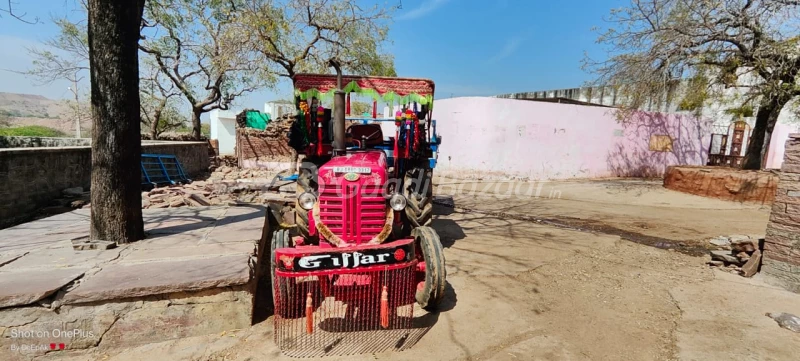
left=270, top=69, right=445, bottom=352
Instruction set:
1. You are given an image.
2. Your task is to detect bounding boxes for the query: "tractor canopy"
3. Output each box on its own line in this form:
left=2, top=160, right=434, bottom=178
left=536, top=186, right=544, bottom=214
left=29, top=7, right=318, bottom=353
left=293, top=73, right=436, bottom=107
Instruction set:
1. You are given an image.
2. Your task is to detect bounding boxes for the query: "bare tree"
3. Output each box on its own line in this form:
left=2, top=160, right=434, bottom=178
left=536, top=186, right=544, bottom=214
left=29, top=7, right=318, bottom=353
left=241, top=0, right=397, bottom=80
left=88, top=0, right=146, bottom=243
left=586, top=0, right=800, bottom=169
left=240, top=0, right=396, bottom=173
left=140, top=61, right=184, bottom=139
left=20, top=16, right=90, bottom=137
left=0, top=0, right=39, bottom=23
left=139, top=0, right=273, bottom=140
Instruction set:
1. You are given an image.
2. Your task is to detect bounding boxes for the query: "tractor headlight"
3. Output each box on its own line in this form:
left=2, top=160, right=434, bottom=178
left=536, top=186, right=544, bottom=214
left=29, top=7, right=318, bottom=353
left=298, top=192, right=316, bottom=210
left=389, top=193, right=407, bottom=211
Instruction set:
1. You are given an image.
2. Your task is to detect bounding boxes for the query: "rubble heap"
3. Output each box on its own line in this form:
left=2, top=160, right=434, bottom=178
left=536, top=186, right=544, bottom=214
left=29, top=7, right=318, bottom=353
left=707, top=235, right=764, bottom=277
left=141, top=165, right=295, bottom=209
left=237, top=114, right=294, bottom=138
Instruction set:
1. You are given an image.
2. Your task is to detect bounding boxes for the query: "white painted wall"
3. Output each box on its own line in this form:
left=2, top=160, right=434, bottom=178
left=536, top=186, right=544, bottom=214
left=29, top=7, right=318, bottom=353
left=209, top=109, right=238, bottom=155
left=264, top=102, right=294, bottom=119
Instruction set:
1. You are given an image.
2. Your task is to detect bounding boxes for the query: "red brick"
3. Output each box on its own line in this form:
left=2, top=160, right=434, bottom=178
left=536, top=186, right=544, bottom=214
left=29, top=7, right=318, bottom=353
left=236, top=132, right=294, bottom=162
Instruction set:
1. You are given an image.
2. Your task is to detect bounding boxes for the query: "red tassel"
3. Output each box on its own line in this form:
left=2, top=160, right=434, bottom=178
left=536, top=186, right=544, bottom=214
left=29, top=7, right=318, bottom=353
left=380, top=285, right=389, bottom=329
left=305, top=292, right=314, bottom=334
left=346, top=93, right=351, bottom=115
left=372, top=100, right=377, bottom=118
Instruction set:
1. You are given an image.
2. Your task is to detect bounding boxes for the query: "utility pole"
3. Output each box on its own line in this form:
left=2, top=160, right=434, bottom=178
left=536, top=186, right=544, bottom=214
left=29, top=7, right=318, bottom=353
left=68, top=77, right=82, bottom=138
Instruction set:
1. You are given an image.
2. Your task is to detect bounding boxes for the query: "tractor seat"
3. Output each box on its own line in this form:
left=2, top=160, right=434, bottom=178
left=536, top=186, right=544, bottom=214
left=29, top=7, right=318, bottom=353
left=347, top=124, right=383, bottom=147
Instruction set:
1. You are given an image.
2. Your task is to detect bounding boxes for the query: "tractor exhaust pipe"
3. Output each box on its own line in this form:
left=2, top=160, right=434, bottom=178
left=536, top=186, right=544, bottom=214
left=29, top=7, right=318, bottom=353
left=330, top=60, right=345, bottom=156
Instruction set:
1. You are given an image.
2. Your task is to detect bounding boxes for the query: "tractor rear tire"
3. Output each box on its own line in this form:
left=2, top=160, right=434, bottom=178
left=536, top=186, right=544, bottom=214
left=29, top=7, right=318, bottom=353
left=403, top=168, right=433, bottom=235
left=413, top=226, right=446, bottom=311
left=295, top=167, right=316, bottom=241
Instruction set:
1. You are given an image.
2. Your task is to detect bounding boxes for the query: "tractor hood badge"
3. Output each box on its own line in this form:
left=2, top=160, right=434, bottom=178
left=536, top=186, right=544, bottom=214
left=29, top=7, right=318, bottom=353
left=344, top=172, right=360, bottom=181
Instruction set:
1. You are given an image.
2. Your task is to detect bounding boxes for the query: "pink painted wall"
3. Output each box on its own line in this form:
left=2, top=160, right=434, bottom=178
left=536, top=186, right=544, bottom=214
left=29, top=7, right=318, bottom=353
left=766, top=123, right=800, bottom=169
left=433, top=97, right=713, bottom=179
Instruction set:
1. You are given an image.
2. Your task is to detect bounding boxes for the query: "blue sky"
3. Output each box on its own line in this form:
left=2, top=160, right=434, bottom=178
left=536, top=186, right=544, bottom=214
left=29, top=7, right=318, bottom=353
left=0, top=0, right=625, bottom=112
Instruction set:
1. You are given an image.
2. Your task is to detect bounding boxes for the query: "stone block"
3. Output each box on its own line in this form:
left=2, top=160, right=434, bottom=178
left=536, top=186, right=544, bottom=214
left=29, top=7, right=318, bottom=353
left=0, top=267, right=88, bottom=308
left=761, top=258, right=800, bottom=293
left=765, top=227, right=800, bottom=248
left=774, top=192, right=800, bottom=205
left=97, top=288, right=252, bottom=349
left=769, top=212, right=800, bottom=228
left=763, top=251, right=800, bottom=267
left=779, top=172, right=800, bottom=182
left=0, top=287, right=252, bottom=358
left=763, top=242, right=800, bottom=260
left=662, top=166, right=777, bottom=203
left=62, top=254, right=252, bottom=305
left=783, top=164, right=800, bottom=175
left=787, top=203, right=800, bottom=215
left=772, top=201, right=788, bottom=214
left=741, top=249, right=762, bottom=277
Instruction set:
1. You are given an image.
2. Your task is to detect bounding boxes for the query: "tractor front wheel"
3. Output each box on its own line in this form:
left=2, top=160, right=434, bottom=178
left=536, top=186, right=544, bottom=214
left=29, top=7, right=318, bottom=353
left=271, top=228, right=290, bottom=316
left=413, top=226, right=446, bottom=311
left=402, top=167, right=433, bottom=236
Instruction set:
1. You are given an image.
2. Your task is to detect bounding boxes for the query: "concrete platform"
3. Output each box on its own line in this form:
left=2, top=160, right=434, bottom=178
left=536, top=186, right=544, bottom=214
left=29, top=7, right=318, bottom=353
left=0, top=206, right=268, bottom=360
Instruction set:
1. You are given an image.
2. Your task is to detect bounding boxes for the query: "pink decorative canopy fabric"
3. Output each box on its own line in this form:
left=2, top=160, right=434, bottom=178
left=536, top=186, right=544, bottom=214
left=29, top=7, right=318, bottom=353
left=293, top=73, right=435, bottom=96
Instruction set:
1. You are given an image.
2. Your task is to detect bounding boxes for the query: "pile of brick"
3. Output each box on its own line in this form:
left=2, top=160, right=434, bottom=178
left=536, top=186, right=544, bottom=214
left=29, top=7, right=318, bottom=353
left=141, top=166, right=295, bottom=209
left=238, top=115, right=294, bottom=139
left=707, top=235, right=763, bottom=277
left=141, top=182, right=221, bottom=208
left=206, top=165, right=279, bottom=181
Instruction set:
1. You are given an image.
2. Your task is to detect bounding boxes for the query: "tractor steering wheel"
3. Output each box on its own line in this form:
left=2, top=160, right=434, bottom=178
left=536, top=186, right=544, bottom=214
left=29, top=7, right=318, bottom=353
left=361, top=129, right=382, bottom=144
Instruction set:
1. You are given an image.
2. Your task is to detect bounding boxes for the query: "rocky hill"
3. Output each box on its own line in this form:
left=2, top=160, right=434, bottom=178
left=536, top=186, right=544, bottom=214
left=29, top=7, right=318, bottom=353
left=0, top=92, right=90, bottom=135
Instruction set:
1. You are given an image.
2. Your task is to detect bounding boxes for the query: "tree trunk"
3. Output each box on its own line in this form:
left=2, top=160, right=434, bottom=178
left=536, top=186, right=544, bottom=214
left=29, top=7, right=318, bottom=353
left=742, top=96, right=790, bottom=170
left=192, top=108, right=202, bottom=140
left=150, top=99, right=167, bottom=140
left=88, top=0, right=145, bottom=244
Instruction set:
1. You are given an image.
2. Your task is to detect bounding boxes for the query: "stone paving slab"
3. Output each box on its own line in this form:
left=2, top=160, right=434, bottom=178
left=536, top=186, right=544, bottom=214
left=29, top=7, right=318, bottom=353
left=141, top=207, right=229, bottom=221
left=0, top=206, right=265, bottom=308
left=133, top=232, right=211, bottom=249
left=144, top=218, right=216, bottom=235
left=2, top=246, right=123, bottom=271
left=62, top=253, right=253, bottom=305
left=122, top=243, right=254, bottom=263
left=0, top=250, right=28, bottom=267
left=0, top=210, right=90, bottom=254
left=0, top=267, right=88, bottom=308
left=204, top=206, right=266, bottom=244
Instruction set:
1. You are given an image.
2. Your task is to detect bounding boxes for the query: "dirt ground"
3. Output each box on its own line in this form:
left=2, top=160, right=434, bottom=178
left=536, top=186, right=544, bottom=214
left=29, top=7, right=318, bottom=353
left=43, top=178, right=800, bottom=361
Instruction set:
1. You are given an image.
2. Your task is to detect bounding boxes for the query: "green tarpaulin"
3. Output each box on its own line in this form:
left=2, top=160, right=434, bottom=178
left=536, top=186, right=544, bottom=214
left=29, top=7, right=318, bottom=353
left=245, top=111, right=270, bottom=130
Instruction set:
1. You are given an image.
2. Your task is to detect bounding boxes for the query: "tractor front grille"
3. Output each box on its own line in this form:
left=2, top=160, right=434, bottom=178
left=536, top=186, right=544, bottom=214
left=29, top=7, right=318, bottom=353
left=273, top=264, right=416, bottom=356
left=318, top=184, right=385, bottom=244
